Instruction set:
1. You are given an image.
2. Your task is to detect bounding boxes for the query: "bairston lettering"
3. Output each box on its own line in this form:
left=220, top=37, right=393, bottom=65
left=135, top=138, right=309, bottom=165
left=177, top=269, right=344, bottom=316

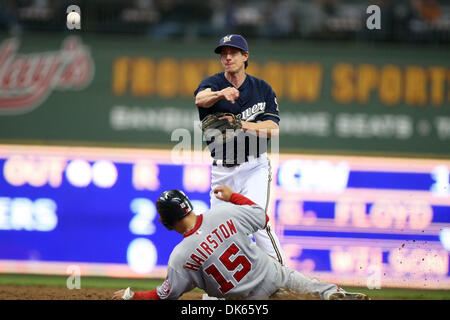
left=183, top=219, right=237, bottom=271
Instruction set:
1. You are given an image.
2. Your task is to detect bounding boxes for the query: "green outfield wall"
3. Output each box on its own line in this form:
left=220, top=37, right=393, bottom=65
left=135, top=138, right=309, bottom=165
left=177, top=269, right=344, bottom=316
left=0, top=32, right=449, bottom=157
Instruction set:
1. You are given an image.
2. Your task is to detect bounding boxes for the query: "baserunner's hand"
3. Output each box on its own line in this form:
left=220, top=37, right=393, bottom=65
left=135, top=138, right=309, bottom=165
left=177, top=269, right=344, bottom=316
left=213, top=185, right=234, bottom=202
left=112, top=287, right=134, bottom=300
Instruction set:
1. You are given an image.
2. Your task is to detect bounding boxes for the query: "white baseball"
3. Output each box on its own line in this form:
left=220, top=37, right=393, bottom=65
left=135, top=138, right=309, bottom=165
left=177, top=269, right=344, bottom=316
left=67, top=12, right=80, bottom=25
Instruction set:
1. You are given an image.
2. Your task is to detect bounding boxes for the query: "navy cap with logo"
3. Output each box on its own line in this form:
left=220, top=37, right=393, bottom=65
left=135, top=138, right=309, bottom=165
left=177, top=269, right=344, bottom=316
left=214, top=34, right=249, bottom=54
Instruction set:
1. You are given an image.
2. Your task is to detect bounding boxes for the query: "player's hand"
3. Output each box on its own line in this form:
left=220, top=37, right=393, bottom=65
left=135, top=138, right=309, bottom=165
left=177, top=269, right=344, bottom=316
left=112, top=287, right=134, bottom=300
left=214, top=185, right=234, bottom=202
left=220, top=87, right=239, bottom=104
left=112, top=289, right=126, bottom=300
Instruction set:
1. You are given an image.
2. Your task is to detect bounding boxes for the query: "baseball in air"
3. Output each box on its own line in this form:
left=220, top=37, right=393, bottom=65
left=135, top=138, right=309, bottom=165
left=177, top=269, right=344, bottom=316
left=67, top=12, right=80, bottom=25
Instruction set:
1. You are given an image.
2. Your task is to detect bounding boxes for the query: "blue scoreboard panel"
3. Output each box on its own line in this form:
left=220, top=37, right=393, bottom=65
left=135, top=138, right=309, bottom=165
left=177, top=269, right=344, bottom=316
left=0, top=144, right=449, bottom=289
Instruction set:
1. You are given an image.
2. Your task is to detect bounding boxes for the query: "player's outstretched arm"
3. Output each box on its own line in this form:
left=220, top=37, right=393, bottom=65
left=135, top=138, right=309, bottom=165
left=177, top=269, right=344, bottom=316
left=112, top=287, right=161, bottom=300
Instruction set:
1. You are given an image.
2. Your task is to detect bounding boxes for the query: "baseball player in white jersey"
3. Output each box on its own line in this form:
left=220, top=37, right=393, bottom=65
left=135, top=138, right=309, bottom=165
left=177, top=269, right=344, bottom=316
left=112, top=186, right=368, bottom=300
left=194, top=34, right=285, bottom=266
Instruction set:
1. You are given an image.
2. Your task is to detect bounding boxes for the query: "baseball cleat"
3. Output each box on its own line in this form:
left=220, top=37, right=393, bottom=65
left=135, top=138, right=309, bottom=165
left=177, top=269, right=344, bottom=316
left=328, top=292, right=369, bottom=300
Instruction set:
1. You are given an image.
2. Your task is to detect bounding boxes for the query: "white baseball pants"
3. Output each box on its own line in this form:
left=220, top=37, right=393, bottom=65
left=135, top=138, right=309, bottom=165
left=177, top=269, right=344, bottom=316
left=209, top=153, right=285, bottom=265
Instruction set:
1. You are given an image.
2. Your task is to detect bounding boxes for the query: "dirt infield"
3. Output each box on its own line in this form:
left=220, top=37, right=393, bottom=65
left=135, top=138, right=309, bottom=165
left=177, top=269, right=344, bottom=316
left=0, top=285, right=312, bottom=300
left=0, top=285, right=205, bottom=300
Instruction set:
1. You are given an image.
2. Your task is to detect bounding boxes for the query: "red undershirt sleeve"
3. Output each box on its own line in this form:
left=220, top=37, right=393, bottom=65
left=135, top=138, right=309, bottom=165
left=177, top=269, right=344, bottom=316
left=133, top=289, right=161, bottom=300
left=230, top=193, right=257, bottom=206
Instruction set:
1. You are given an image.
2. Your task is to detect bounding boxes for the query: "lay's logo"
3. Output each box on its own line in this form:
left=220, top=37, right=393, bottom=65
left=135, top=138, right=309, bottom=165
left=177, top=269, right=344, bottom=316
left=0, top=36, right=94, bottom=114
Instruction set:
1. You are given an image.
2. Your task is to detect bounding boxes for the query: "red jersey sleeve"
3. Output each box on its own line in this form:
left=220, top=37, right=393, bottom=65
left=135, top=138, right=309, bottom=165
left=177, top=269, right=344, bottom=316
left=229, top=193, right=270, bottom=227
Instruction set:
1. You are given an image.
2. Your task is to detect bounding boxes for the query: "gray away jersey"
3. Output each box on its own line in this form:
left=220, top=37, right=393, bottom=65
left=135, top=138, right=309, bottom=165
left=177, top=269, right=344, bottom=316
left=155, top=201, right=280, bottom=299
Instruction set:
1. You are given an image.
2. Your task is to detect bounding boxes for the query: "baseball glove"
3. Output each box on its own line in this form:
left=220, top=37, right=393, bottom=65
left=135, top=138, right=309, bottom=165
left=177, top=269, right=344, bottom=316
left=201, top=112, right=242, bottom=134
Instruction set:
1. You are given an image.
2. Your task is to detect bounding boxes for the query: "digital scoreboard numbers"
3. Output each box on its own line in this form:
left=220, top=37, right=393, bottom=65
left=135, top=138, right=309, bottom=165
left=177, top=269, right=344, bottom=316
left=273, top=156, right=450, bottom=289
left=0, top=144, right=449, bottom=290
left=0, top=145, right=212, bottom=278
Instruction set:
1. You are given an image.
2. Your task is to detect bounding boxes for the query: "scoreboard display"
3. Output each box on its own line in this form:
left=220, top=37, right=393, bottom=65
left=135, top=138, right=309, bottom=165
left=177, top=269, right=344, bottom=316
left=0, top=144, right=449, bottom=289
left=273, top=156, right=450, bottom=289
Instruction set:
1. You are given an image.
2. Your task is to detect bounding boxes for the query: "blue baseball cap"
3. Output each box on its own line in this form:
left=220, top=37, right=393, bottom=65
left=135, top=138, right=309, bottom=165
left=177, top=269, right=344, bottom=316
left=214, top=34, right=249, bottom=54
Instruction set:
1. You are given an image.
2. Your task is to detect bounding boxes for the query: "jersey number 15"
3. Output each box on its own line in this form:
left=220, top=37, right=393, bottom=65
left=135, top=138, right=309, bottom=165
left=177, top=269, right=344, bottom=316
left=205, top=243, right=251, bottom=294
